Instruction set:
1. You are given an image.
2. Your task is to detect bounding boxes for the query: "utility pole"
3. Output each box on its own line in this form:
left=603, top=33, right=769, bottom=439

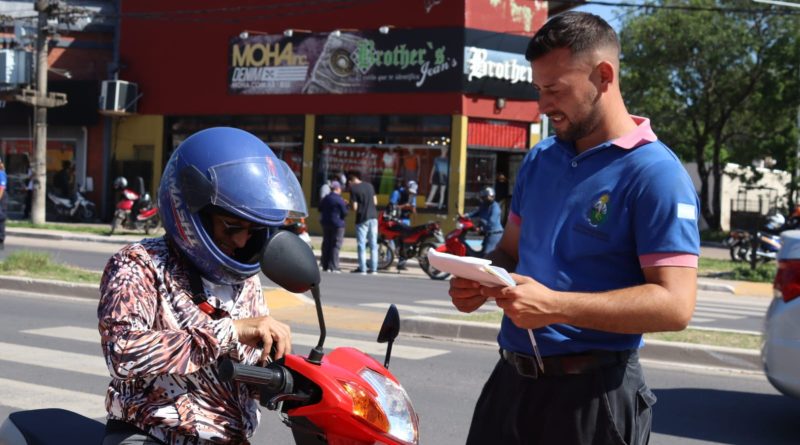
left=13, top=0, right=67, bottom=224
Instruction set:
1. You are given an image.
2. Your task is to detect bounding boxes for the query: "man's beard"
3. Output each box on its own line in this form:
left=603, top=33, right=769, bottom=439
left=554, top=91, right=602, bottom=143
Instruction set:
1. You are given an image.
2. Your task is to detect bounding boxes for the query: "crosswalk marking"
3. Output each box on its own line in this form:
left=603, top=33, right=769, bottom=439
left=23, top=326, right=448, bottom=361
left=0, top=377, right=106, bottom=419
left=292, top=333, right=448, bottom=360
left=0, top=341, right=108, bottom=377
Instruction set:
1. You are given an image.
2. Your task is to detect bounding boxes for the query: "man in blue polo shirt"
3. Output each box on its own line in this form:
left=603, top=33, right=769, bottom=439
left=449, top=12, right=699, bottom=445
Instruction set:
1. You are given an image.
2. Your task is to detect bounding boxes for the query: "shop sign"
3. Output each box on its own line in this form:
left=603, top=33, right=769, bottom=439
left=464, top=47, right=531, bottom=85
left=462, top=29, right=538, bottom=100
left=229, top=29, right=462, bottom=95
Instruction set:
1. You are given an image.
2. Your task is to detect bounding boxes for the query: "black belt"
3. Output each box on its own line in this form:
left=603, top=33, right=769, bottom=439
left=501, top=348, right=632, bottom=379
left=486, top=230, right=504, bottom=235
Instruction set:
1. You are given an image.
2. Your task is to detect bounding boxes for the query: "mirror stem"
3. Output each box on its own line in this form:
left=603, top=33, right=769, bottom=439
left=384, top=340, right=394, bottom=368
left=306, top=284, right=326, bottom=365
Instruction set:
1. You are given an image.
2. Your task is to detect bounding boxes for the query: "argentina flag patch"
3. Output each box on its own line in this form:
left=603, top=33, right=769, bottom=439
left=677, top=203, right=696, bottom=220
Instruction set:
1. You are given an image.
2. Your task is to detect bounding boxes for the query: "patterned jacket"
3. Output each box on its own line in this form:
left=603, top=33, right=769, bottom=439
left=98, top=237, right=267, bottom=444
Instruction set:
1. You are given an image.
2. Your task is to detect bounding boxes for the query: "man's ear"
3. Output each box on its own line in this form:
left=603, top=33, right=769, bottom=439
left=596, top=60, right=615, bottom=91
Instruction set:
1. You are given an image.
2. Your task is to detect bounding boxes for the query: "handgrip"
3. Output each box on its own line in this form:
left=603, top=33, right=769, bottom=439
left=218, top=359, right=292, bottom=393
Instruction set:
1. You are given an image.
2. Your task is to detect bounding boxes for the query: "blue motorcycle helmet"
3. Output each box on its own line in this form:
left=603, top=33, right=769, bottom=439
left=159, top=127, right=307, bottom=284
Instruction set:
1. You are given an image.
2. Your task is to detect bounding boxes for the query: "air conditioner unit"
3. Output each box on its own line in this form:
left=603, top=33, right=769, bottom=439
left=0, top=49, right=33, bottom=87
left=99, top=79, right=139, bottom=115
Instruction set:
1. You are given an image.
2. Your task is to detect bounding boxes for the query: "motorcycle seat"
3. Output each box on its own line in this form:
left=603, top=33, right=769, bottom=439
left=4, top=409, right=105, bottom=445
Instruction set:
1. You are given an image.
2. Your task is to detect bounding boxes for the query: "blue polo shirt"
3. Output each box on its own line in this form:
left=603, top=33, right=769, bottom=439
left=502, top=123, right=700, bottom=357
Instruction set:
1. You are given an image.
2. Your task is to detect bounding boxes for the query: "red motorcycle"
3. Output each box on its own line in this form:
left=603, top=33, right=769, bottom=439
left=428, top=215, right=485, bottom=280
left=377, top=211, right=445, bottom=279
left=0, top=231, right=419, bottom=445
left=109, top=176, right=160, bottom=235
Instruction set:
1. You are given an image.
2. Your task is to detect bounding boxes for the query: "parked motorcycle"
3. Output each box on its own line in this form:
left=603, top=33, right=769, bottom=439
left=377, top=211, right=445, bottom=279
left=281, top=217, right=313, bottom=248
left=109, top=176, right=160, bottom=235
left=0, top=231, right=419, bottom=445
left=723, top=229, right=752, bottom=262
left=428, top=215, right=487, bottom=280
left=46, top=189, right=95, bottom=222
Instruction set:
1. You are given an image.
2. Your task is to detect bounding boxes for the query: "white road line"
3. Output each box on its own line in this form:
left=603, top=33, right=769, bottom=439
left=690, top=311, right=743, bottom=320
left=689, top=317, right=714, bottom=323
left=24, top=326, right=449, bottom=361
left=0, top=377, right=106, bottom=419
left=413, top=299, right=500, bottom=312
left=693, top=306, right=763, bottom=316
left=361, top=302, right=473, bottom=316
left=289, top=333, right=449, bottom=360
left=0, top=341, right=108, bottom=377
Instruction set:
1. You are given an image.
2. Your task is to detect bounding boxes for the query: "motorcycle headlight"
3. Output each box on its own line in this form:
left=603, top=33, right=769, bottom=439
left=455, top=222, right=464, bottom=229
left=340, top=368, right=419, bottom=444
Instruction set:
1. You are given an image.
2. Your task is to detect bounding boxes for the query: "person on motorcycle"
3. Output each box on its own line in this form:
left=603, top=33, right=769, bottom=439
left=464, top=186, right=504, bottom=256
left=53, top=160, right=77, bottom=207
left=388, top=180, right=418, bottom=270
left=97, top=127, right=306, bottom=445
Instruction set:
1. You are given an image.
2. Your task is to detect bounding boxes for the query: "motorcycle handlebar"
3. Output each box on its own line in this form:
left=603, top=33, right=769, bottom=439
left=218, top=359, right=293, bottom=394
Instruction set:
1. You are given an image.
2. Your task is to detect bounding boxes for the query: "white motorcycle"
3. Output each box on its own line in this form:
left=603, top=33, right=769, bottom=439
left=46, top=189, right=95, bottom=222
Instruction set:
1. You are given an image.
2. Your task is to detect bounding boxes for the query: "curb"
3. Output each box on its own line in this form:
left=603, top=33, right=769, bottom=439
left=697, top=281, right=736, bottom=294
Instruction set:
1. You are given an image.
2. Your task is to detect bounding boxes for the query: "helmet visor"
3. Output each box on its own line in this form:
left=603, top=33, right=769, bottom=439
left=207, top=156, right=308, bottom=221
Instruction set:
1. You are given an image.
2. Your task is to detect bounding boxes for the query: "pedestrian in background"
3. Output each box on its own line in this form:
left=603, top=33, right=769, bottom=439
left=319, top=180, right=348, bottom=273
left=23, top=165, right=33, bottom=219
left=0, top=158, right=7, bottom=250
left=450, top=12, right=699, bottom=445
left=465, top=186, right=503, bottom=257
left=348, top=171, right=379, bottom=274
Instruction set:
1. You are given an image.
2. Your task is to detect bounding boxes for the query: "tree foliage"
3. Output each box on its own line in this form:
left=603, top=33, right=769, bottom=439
left=619, top=0, right=800, bottom=230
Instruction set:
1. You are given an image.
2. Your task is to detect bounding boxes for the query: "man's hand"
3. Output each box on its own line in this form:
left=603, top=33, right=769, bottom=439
left=481, top=274, right=563, bottom=329
left=449, top=277, right=489, bottom=313
left=233, top=316, right=292, bottom=362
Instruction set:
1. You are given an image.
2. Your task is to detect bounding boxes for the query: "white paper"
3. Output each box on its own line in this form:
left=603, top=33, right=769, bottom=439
left=427, top=250, right=515, bottom=287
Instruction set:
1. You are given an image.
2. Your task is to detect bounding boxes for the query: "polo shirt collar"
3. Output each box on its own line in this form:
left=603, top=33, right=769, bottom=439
left=612, top=115, right=658, bottom=149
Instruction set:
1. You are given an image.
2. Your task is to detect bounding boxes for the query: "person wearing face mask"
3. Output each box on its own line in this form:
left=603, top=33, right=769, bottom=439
left=98, top=127, right=307, bottom=445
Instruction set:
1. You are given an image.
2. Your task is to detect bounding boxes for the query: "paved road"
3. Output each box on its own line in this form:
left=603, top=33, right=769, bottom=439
left=0, top=236, right=771, bottom=334
left=0, top=289, right=796, bottom=445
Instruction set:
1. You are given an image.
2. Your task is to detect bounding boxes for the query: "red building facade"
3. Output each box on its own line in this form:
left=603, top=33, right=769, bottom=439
left=114, top=0, right=549, bottom=231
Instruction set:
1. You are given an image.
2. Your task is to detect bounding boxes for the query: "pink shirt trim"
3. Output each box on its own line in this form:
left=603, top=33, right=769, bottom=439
left=508, top=211, right=522, bottom=226
left=639, top=253, right=698, bottom=268
left=612, top=116, right=658, bottom=149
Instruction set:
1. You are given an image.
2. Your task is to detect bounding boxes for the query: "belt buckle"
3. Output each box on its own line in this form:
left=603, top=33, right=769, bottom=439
left=512, top=352, right=540, bottom=379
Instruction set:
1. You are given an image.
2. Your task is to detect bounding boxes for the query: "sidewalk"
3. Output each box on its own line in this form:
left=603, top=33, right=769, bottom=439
left=1, top=224, right=767, bottom=372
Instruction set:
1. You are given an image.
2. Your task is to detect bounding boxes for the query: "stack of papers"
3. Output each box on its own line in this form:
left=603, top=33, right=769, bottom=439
left=427, top=250, right=515, bottom=287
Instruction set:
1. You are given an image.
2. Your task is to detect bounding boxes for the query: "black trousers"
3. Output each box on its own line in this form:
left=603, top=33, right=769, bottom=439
left=466, top=350, right=655, bottom=445
left=320, top=225, right=345, bottom=271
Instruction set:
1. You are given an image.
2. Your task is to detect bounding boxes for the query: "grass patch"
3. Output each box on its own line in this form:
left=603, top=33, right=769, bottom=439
left=8, top=220, right=111, bottom=236
left=698, top=257, right=776, bottom=283
left=645, top=328, right=761, bottom=350
left=0, top=251, right=102, bottom=284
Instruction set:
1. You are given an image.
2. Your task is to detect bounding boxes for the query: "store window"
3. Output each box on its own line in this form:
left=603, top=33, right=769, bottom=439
left=165, top=115, right=305, bottom=180
left=314, top=115, right=451, bottom=212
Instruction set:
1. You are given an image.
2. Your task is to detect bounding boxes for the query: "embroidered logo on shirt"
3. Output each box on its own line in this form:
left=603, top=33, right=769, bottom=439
left=588, top=194, right=610, bottom=227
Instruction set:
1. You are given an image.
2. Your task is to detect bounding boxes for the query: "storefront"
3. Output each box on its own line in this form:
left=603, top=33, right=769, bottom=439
left=114, top=0, right=548, bottom=233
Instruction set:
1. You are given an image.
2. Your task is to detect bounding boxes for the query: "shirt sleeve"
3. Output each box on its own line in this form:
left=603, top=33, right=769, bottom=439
left=632, top=158, right=701, bottom=257
left=97, top=245, right=238, bottom=380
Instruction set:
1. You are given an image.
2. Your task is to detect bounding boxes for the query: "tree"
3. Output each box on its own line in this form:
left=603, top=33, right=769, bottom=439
left=619, top=0, right=800, bottom=230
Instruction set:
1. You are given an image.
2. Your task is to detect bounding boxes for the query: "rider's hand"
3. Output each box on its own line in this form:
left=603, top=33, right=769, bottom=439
left=233, top=316, right=292, bottom=362
left=449, top=277, right=488, bottom=313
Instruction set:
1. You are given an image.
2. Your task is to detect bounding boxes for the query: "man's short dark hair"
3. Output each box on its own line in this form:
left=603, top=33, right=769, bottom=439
left=347, top=171, right=361, bottom=181
left=525, top=11, right=619, bottom=62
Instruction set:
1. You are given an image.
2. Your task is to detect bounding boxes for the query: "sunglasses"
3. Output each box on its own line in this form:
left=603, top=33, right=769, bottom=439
left=220, top=219, right=270, bottom=237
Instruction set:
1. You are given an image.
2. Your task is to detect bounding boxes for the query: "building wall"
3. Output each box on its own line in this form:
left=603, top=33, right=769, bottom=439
left=112, top=114, right=165, bottom=197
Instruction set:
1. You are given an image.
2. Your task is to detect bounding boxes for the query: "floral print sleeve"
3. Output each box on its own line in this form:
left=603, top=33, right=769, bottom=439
left=98, top=242, right=237, bottom=378
left=97, top=237, right=268, bottom=444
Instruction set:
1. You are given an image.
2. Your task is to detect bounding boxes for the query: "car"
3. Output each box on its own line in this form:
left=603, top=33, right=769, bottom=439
left=762, top=229, right=800, bottom=398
